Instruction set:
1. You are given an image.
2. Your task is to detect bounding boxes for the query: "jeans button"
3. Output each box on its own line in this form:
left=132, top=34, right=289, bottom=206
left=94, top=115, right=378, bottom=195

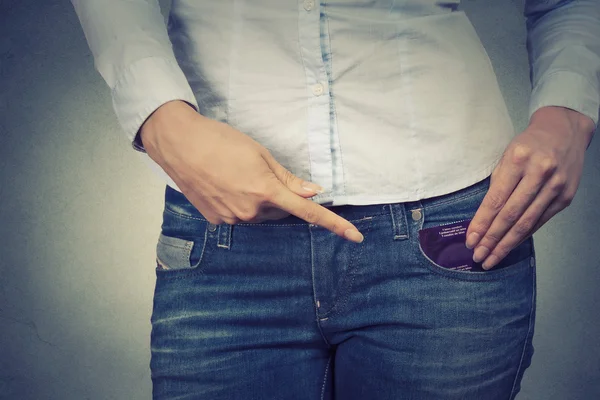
left=208, top=223, right=218, bottom=232
left=411, top=209, right=422, bottom=221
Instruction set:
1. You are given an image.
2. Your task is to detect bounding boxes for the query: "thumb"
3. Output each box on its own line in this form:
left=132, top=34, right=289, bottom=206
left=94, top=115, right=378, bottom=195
left=262, top=151, right=324, bottom=198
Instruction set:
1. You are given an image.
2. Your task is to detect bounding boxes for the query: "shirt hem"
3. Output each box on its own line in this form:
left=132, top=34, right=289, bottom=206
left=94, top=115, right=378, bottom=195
left=164, top=158, right=500, bottom=205
left=323, top=161, right=499, bottom=205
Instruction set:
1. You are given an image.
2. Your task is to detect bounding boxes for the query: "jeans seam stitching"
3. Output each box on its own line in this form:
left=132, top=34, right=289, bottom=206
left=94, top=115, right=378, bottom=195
left=509, top=266, right=536, bottom=398
left=320, top=354, right=333, bottom=400
left=319, top=219, right=374, bottom=319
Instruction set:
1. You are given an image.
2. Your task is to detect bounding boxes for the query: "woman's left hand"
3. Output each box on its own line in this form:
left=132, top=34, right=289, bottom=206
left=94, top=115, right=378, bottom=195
left=465, top=106, right=595, bottom=270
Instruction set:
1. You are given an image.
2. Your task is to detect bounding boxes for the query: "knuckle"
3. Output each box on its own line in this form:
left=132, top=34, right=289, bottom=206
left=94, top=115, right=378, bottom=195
left=513, top=222, right=532, bottom=236
left=502, top=208, right=521, bottom=225
left=330, top=219, right=347, bottom=234
left=223, top=217, right=238, bottom=225
left=517, top=215, right=536, bottom=232
left=538, top=156, right=558, bottom=174
left=215, top=210, right=239, bottom=225
left=510, top=144, right=532, bottom=164
left=471, top=226, right=487, bottom=237
left=237, top=208, right=259, bottom=222
left=484, top=193, right=505, bottom=211
left=301, top=208, right=319, bottom=225
left=549, top=174, right=567, bottom=191
left=279, top=168, right=295, bottom=187
left=483, top=232, right=502, bottom=245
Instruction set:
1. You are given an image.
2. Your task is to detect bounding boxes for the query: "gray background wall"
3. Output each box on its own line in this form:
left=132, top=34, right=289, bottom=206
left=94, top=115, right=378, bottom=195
left=0, top=0, right=598, bottom=399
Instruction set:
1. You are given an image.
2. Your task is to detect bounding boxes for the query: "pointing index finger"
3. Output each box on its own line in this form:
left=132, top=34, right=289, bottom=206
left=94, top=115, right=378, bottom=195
left=268, top=186, right=364, bottom=243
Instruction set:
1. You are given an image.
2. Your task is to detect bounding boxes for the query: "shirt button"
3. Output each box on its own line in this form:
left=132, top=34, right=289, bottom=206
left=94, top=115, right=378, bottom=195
left=312, top=83, right=324, bottom=96
left=303, top=0, right=314, bottom=11
left=411, top=209, right=422, bottom=221
left=208, top=223, right=218, bottom=232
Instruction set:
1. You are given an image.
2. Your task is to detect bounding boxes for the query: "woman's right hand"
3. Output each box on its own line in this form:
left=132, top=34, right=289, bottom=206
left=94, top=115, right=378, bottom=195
left=139, top=100, right=364, bottom=243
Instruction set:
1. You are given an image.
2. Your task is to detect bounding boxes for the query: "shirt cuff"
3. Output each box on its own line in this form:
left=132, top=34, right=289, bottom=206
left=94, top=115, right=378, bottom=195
left=111, top=57, right=199, bottom=153
left=528, top=70, right=600, bottom=132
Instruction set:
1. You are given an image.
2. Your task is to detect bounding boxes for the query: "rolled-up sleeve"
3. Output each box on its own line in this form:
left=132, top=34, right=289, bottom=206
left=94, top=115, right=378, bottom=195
left=524, top=0, right=600, bottom=132
left=70, top=0, right=199, bottom=153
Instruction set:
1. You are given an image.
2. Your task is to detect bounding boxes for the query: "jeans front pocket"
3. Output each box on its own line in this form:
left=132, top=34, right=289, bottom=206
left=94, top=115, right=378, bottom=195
left=415, top=180, right=536, bottom=282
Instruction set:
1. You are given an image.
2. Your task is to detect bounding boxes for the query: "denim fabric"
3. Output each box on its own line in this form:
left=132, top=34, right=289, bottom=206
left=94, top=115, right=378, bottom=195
left=150, top=174, right=536, bottom=400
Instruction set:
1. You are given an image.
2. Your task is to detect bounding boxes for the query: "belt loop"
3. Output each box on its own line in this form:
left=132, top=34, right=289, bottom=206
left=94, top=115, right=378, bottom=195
left=217, top=223, right=232, bottom=250
left=389, top=203, right=409, bottom=240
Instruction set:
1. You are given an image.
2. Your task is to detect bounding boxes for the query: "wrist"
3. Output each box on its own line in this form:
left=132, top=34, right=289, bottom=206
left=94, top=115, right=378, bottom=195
left=139, top=100, right=197, bottom=151
left=530, top=106, right=595, bottom=145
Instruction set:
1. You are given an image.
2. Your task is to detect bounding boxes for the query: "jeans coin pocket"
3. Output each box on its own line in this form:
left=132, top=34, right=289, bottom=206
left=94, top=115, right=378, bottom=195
left=155, top=232, right=207, bottom=274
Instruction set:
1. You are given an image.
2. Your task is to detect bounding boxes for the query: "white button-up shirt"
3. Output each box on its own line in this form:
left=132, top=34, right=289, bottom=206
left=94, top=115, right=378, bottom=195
left=71, top=0, right=599, bottom=204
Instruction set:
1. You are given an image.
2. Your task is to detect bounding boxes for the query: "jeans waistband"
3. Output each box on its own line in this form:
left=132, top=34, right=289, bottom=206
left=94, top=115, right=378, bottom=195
left=163, top=175, right=491, bottom=227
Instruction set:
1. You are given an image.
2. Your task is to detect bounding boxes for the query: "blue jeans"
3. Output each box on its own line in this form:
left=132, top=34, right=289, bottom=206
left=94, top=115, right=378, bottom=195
left=150, top=175, right=536, bottom=400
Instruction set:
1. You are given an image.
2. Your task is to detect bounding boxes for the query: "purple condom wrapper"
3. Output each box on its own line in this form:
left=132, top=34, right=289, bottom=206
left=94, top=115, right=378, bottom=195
left=418, top=219, right=486, bottom=272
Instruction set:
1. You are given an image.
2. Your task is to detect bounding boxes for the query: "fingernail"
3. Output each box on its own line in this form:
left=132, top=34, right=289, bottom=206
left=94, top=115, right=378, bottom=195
left=302, top=182, right=325, bottom=194
left=344, top=229, right=364, bottom=243
left=465, top=232, right=479, bottom=249
left=473, top=246, right=489, bottom=263
left=482, top=256, right=498, bottom=270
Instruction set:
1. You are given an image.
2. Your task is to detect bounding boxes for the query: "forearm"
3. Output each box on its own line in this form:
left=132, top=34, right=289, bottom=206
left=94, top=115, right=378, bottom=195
left=524, top=0, right=600, bottom=133
left=70, top=0, right=199, bottom=152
